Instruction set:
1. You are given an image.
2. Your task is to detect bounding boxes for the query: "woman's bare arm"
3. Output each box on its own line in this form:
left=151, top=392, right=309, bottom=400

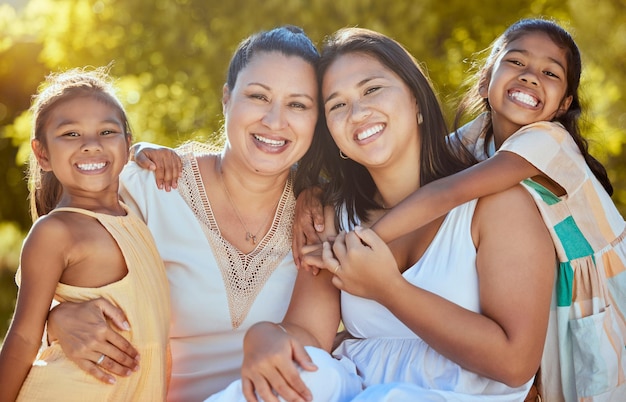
left=241, top=206, right=341, bottom=402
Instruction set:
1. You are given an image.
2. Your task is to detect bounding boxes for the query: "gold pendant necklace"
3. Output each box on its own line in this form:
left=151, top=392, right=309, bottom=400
left=219, top=160, right=276, bottom=245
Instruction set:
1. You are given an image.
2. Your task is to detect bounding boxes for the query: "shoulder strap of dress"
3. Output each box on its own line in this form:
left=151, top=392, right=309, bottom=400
left=48, top=207, right=99, bottom=218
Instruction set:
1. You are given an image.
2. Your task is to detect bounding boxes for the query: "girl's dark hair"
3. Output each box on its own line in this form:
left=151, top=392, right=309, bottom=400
left=226, top=25, right=320, bottom=91
left=28, top=66, right=132, bottom=221
left=298, top=27, right=474, bottom=228
left=455, top=18, right=613, bottom=194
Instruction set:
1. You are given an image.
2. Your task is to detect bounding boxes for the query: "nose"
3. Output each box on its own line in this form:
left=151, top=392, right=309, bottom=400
left=519, top=70, right=539, bottom=86
left=80, top=135, right=103, bottom=152
left=261, top=102, right=288, bottom=131
left=349, top=99, right=372, bottom=123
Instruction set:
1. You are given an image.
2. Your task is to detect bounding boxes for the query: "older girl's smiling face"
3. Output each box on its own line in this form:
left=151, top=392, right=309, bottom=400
left=322, top=52, right=419, bottom=170
left=484, top=31, right=573, bottom=137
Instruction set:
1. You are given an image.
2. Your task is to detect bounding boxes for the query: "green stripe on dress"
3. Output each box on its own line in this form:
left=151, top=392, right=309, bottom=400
left=522, top=179, right=560, bottom=205
left=523, top=180, right=595, bottom=306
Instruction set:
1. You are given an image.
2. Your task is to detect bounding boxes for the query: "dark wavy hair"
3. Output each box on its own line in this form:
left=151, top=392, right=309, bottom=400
left=455, top=18, right=613, bottom=195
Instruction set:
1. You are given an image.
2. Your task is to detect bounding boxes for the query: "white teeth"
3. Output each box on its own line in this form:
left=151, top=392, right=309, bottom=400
left=77, top=162, right=106, bottom=171
left=254, top=134, right=286, bottom=147
left=510, top=91, right=538, bottom=107
left=356, top=124, right=384, bottom=141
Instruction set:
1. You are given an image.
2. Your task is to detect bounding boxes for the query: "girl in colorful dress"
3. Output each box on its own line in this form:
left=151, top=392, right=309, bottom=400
left=0, top=67, right=170, bottom=401
left=370, top=18, right=626, bottom=402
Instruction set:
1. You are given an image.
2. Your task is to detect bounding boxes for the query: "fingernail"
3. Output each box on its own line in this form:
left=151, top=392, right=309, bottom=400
left=315, top=224, right=324, bottom=232
left=122, top=321, right=131, bottom=331
left=107, top=376, right=116, bottom=384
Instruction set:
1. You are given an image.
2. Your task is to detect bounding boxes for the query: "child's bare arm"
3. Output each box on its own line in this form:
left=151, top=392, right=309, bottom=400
left=372, top=151, right=540, bottom=243
left=0, top=218, right=67, bottom=401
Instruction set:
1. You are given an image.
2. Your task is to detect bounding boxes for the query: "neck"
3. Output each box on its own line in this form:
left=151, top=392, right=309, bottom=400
left=491, top=113, right=522, bottom=150
left=368, top=157, right=420, bottom=210
left=214, top=153, right=289, bottom=247
left=57, top=191, right=125, bottom=216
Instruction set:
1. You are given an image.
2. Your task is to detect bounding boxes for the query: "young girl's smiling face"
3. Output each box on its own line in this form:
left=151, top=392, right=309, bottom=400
left=34, top=95, right=130, bottom=199
left=483, top=31, right=573, bottom=137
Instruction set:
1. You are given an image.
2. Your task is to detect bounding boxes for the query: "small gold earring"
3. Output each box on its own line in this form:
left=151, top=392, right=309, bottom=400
left=339, top=150, right=349, bottom=160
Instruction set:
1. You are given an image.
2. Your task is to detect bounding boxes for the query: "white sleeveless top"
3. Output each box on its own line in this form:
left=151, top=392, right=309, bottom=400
left=334, top=199, right=534, bottom=401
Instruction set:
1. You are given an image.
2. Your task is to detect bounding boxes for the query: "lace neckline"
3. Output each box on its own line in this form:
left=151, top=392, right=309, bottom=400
left=176, top=142, right=295, bottom=328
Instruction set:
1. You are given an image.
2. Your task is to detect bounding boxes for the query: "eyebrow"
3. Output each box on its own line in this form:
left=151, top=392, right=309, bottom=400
left=323, top=75, right=382, bottom=105
left=506, top=48, right=567, bottom=72
left=53, top=118, right=123, bottom=129
left=247, top=82, right=315, bottom=102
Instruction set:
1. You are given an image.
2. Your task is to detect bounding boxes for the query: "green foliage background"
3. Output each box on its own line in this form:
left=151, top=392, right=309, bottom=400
left=1, top=0, right=625, bottom=339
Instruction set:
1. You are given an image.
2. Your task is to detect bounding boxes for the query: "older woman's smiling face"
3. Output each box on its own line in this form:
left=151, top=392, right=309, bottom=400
left=223, top=51, right=319, bottom=175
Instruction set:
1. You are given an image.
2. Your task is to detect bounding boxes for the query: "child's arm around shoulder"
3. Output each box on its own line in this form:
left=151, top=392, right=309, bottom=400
left=0, top=215, right=71, bottom=402
left=130, top=141, right=182, bottom=192
left=372, top=150, right=541, bottom=244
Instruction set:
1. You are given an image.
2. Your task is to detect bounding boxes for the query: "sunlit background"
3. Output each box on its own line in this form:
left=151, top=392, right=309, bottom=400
left=1, top=0, right=625, bottom=340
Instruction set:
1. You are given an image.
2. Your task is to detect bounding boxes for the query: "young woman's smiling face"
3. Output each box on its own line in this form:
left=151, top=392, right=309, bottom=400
left=322, top=52, right=420, bottom=170
left=483, top=31, right=573, bottom=137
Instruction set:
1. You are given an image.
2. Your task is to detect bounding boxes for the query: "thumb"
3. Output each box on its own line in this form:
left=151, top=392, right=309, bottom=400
left=95, top=298, right=131, bottom=331
left=353, top=226, right=385, bottom=249
left=291, top=343, right=317, bottom=372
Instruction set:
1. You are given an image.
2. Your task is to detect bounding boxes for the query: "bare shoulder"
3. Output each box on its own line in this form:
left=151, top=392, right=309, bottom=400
left=475, top=184, right=540, bottom=223
left=472, top=184, right=550, bottom=247
left=25, top=213, right=75, bottom=247
left=24, top=211, right=127, bottom=286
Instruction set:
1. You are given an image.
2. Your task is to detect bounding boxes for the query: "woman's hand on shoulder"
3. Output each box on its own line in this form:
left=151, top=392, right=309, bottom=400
left=130, top=142, right=182, bottom=191
left=241, top=322, right=316, bottom=402
left=292, top=186, right=326, bottom=274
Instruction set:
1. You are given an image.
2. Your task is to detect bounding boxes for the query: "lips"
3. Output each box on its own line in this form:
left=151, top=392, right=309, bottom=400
left=508, top=90, right=539, bottom=107
left=253, top=134, right=287, bottom=147
left=356, top=124, right=385, bottom=141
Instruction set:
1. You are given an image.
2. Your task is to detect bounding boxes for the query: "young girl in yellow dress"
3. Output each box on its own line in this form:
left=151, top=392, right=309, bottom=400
left=0, top=67, right=170, bottom=401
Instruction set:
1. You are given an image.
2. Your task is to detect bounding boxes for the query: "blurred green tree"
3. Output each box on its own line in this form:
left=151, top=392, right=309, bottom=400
left=1, top=0, right=624, bottom=339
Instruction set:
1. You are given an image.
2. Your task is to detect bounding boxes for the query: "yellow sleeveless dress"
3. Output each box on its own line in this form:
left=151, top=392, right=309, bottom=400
left=16, top=205, right=170, bottom=401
